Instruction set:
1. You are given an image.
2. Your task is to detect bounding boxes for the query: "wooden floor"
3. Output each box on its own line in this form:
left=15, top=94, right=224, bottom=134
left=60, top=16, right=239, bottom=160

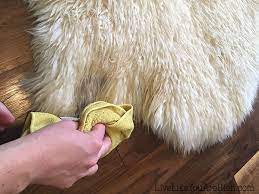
left=235, top=151, right=259, bottom=194
left=0, top=1, right=258, bottom=194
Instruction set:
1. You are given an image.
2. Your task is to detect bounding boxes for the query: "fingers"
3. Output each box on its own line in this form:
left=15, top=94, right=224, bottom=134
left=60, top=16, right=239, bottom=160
left=88, top=124, right=106, bottom=142
left=98, top=136, right=112, bottom=158
left=0, top=102, right=15, bottom=131
left=89, top=124, right=111, bottom=158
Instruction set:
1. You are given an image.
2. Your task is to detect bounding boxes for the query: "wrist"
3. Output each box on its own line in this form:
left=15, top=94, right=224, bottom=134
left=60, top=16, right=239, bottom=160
left=17, top=133, right=48, bottom=186
left=0, top=135, right=43, bottom=193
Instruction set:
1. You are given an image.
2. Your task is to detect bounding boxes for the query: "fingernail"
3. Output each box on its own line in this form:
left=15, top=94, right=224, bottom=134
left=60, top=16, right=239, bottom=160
left=96, top=123, right=106, bottom=129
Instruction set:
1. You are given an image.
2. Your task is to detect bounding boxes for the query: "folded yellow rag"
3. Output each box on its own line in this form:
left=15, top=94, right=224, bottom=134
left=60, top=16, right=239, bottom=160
left=23, top=101, right=134, bottom=155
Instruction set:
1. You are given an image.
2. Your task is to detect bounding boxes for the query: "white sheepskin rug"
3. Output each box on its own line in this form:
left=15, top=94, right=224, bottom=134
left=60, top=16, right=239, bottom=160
left=23, top=0, right=258, bottom=153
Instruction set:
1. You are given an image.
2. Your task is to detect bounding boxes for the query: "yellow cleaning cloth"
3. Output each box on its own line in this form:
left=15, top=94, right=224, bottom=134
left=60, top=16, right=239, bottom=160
left=23, top=101, right=134, bottom=154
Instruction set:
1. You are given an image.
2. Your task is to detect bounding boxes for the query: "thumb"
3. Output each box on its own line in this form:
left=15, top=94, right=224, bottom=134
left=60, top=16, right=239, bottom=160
left=88, top=124, right=106, bottom=142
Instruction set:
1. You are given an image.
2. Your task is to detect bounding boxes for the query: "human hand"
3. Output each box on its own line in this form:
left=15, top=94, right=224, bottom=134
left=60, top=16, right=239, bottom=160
left=24, top=121, right=111, bottom=189
left=0, top=102, right=15, bottom=131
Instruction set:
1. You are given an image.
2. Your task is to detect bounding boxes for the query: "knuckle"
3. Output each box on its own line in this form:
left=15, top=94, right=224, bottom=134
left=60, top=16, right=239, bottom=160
left=58, top=120, right=78, bottom=130
left=93, top=164, right=99, bottom=173
left=87, top=157, right=98, bottom=167
left=57, top=184, right=68, bottom=189
left=92, top=139, right=102, bottom=150
left=60, top=181, right=74, bottom=189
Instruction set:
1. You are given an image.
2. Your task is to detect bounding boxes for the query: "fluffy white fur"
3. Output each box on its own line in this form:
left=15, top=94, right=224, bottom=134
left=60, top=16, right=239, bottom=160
left=23, top=0, right=258, bottom=153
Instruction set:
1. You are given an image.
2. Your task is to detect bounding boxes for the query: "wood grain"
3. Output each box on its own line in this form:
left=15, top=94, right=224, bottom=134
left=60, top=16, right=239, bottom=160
left=235, top=152, right=259, bottom=194
left=0, top=1, right=258, bottom=194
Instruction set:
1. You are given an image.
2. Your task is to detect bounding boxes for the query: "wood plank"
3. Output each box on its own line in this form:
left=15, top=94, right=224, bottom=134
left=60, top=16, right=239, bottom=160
left=0, top=34, right=32, bottom=73
left=117, top=123, right=163, bottom=167
left=0, top=62, right=32, bottom=118
left=235, top=152, right=259, bottom=194
left=0, top=0, right=32, bottom=73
